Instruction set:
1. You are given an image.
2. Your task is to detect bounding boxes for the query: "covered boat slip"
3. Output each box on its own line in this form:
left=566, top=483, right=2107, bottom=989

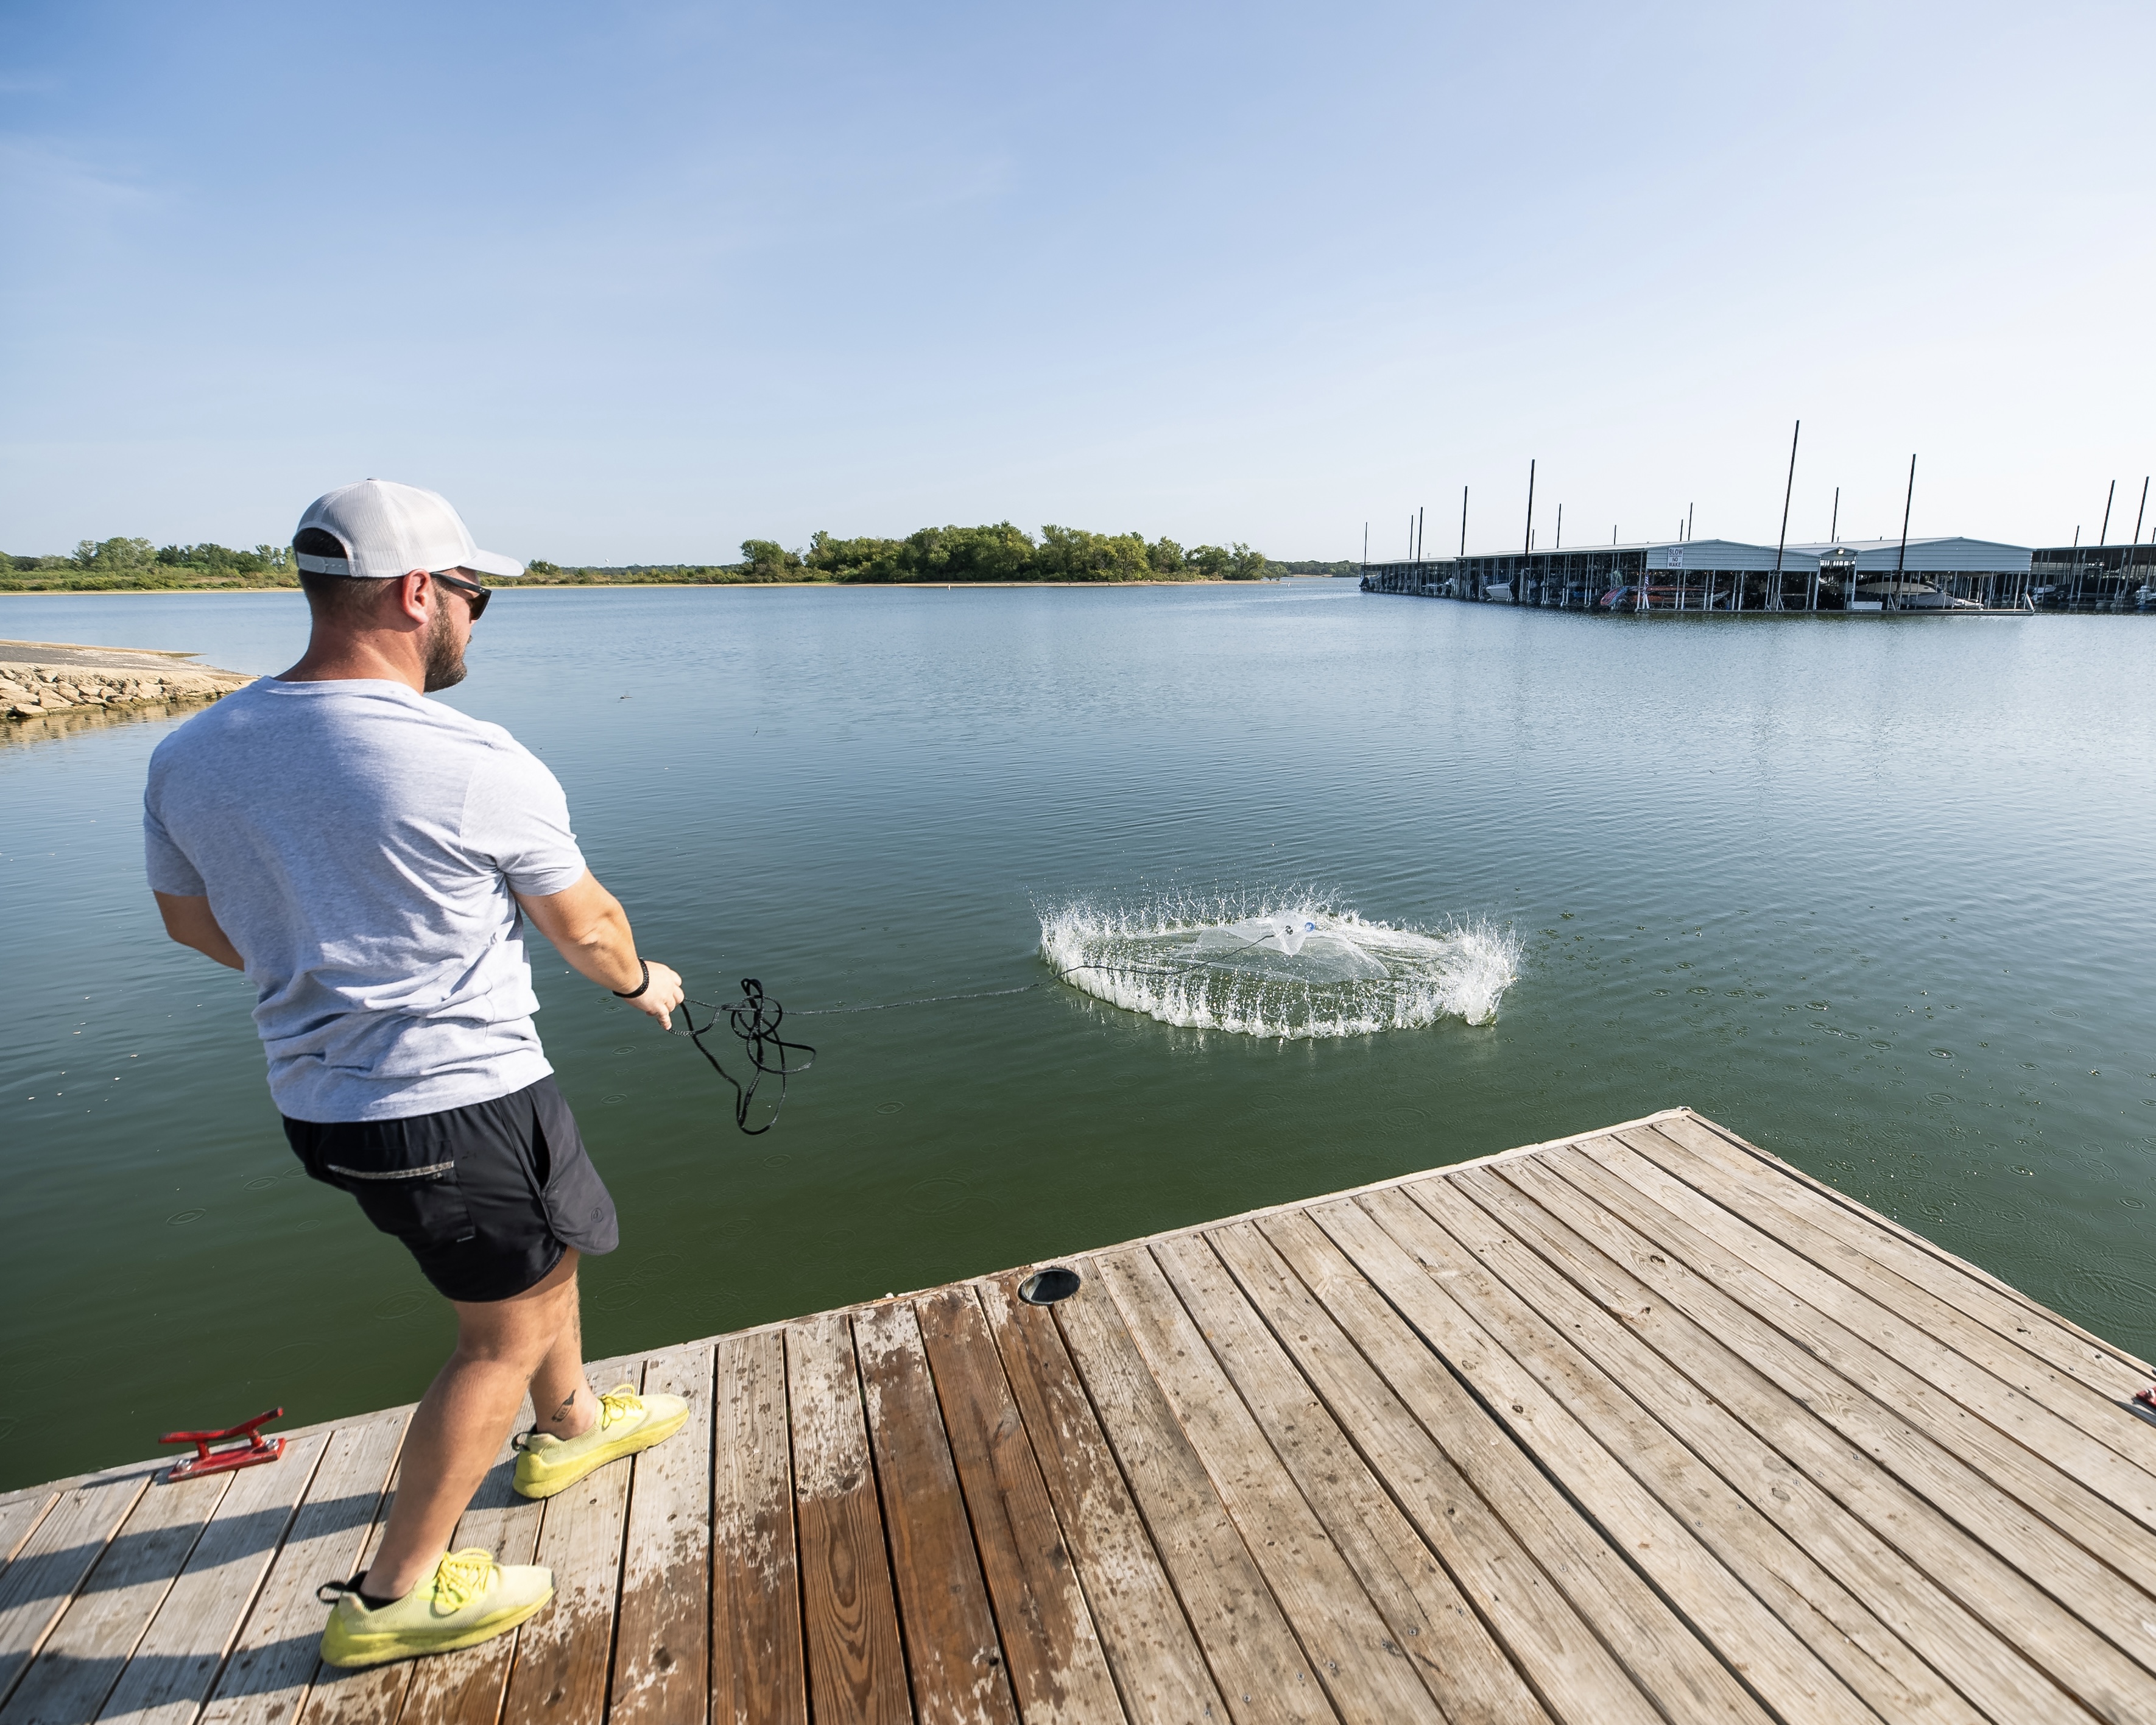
left=1364, top=536, right=2042, bottom=612
left=8, top=1109, right=2156, bottom=1724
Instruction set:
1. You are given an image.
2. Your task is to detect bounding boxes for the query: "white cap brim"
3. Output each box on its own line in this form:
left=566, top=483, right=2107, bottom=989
left=463, top=548, right=526, bottom=579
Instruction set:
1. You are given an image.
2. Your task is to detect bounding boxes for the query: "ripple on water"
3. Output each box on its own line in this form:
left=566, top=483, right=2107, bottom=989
left=2056, top=1268, right=2156, bottom=1328
left=907, top=1177, right=972, bottom=1216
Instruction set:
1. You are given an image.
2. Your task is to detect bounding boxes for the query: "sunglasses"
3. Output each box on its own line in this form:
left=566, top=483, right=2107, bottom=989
left=430, top=570, right=491, bottom=619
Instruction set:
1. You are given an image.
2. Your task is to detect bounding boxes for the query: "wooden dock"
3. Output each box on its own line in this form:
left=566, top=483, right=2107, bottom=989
left=7, top=1107, right=2156, bottom=1724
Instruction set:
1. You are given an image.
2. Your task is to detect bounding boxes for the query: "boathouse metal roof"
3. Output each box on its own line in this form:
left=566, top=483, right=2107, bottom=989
left=1783, top=537, right=2032, bottom=574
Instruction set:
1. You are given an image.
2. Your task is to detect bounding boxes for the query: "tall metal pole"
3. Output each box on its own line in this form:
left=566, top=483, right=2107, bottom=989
left=1555, top=503, right=1562, bottom=551
left=1687, top=502, right=1694, bottom=541
left=1830, top=486, right=1839, bottom=542
left=1773, top=419, right=1800, bottom=611
left=2135, top=476, right=2152, bottom=602
left=1523, top=460, right=1535, bottom=556
left=1894, top=453, right=1917, bottom=592
left=1417, top=506, right=1425, bottom=563
left=1362, top=522, right=1367, bottom=568
left=2100, top=479, right=2116, bottom=545
left=1459, top=487, right=1468, bottom=558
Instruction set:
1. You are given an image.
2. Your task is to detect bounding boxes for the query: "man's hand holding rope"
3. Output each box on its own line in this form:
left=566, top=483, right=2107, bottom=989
left=516, top=874, right=684, bottom=1026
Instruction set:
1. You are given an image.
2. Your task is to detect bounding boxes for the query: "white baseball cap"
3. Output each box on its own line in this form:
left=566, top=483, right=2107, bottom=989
left=293, top=479, right=525, bottom=579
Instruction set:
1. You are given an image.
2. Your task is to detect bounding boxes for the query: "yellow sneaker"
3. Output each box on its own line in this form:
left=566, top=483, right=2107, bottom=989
left=512, top=1382, right=689, bottom=1500
left=318, top=1548, right=552, bottom=1670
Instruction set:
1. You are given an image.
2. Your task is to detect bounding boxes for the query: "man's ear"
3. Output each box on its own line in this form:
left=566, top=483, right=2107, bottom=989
left=395, top=570, right=432, bottom=625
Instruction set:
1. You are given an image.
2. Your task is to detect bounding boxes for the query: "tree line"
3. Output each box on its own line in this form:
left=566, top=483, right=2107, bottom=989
left=5, top=523, right=1283, bottom=591
left=2, top=538, right=297, bottom=592
left=531, top=523, right=1272, bottom=585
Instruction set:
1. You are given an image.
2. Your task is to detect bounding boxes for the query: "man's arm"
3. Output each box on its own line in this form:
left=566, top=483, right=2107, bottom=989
left=153, top=891, right=246, bottom=970
left=515, top=870, right=685, bottom=1028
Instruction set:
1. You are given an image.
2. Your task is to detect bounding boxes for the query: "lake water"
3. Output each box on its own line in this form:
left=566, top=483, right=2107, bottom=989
left=4, top=582, right=2154, bottom=1489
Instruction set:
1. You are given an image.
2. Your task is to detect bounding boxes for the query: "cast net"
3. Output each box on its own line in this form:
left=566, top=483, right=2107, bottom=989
left=1038, top=893, right=1520, bottom=1037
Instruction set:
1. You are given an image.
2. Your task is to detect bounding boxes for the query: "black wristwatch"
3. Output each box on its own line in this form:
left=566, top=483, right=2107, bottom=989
left=613, top=958, right=651, bottom=1000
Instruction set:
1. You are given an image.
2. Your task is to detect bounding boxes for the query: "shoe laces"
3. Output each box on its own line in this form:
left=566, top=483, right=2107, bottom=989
left=597, top=1385, right=643, bottom=1431
left=433, top=1548, right=499, bottom=1615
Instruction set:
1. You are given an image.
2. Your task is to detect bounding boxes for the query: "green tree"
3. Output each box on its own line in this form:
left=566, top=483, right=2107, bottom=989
left=907, top=522, right=1037, bottom=581
left=739, top=539, right=805, bottom=580
left=806, top=531, right=911, bottom=582
left=76, top=537, right=157, bottom=571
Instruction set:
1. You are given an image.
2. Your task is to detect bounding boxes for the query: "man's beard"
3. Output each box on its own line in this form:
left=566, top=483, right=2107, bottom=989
left=421, top=602, right=468, bottom=692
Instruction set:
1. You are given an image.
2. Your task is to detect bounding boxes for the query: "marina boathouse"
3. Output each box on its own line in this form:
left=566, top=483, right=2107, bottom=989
left=1362, top=535, right=2060, bottom=613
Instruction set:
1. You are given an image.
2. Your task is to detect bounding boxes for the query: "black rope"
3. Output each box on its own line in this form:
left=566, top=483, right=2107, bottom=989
left=669, top=979, right=816, bottom=1135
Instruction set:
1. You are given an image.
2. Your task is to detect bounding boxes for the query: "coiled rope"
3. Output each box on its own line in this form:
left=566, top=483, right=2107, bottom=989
left=669, top=979, right=816, bottom=1135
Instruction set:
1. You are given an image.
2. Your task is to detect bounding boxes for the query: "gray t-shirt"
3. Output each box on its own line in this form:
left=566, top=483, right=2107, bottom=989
left=144, top=677, right=588, bottom=1122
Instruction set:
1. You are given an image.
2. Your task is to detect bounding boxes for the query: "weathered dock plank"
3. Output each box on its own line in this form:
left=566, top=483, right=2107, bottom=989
left=912, top=1286, right=1122, bottom=1725
left=499, top=1355, right=645, bottom=1725
left=1053, top=1253, right=1326, bottom=1722
left=976, top=1274, right=1221, bottom=1723
left=785, top=1315, right=909, bottom=1724
left=710, top=1330, right=806, bottom=1725
left=856, top=1300, right=1016, bottom=1725
left=608, top=1341, right=715, bottom=1725
left=16, top=1107, right=2155, bottom=1724
left=0, top=1469, right=157, bottom=1711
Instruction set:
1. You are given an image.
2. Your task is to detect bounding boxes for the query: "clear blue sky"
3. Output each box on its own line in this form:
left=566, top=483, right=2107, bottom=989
left=3, top=1, right=2150, bottom=563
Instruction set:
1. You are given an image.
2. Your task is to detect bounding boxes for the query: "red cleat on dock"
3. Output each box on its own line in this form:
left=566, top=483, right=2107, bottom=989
left=158, top=1406, right=286, bottom=1483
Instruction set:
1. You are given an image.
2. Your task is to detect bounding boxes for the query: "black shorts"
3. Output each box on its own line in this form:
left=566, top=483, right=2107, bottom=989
left=284, top=1074, right=619, bottom=1303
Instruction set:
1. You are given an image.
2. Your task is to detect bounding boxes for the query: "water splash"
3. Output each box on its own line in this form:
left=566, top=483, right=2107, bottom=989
left=1037, top=891, right=1520, bottom=1038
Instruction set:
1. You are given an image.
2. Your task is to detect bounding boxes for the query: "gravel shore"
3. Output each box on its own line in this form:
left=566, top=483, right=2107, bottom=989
left=1, top=639, right=252, bottom=721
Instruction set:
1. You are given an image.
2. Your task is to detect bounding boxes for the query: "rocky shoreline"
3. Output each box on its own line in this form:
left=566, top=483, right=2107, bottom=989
left=1, top=639, right=253, bottom=721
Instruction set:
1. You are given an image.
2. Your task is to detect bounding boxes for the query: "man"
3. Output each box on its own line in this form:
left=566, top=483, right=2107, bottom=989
left=144, top=479, right=689, bottom=1670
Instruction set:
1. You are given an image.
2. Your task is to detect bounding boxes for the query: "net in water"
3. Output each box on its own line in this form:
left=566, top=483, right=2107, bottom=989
left=1039, top=895, right=1520, bottom=1037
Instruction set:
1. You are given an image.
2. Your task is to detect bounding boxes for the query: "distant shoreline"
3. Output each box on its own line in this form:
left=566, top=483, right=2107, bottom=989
left=0, top=575, right=1356, bottom=596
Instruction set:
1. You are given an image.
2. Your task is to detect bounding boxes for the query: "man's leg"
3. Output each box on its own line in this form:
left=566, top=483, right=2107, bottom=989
left=527, top=1269, right=599, bottom=1445
left=364, top=1249, right=589, bottom=1600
